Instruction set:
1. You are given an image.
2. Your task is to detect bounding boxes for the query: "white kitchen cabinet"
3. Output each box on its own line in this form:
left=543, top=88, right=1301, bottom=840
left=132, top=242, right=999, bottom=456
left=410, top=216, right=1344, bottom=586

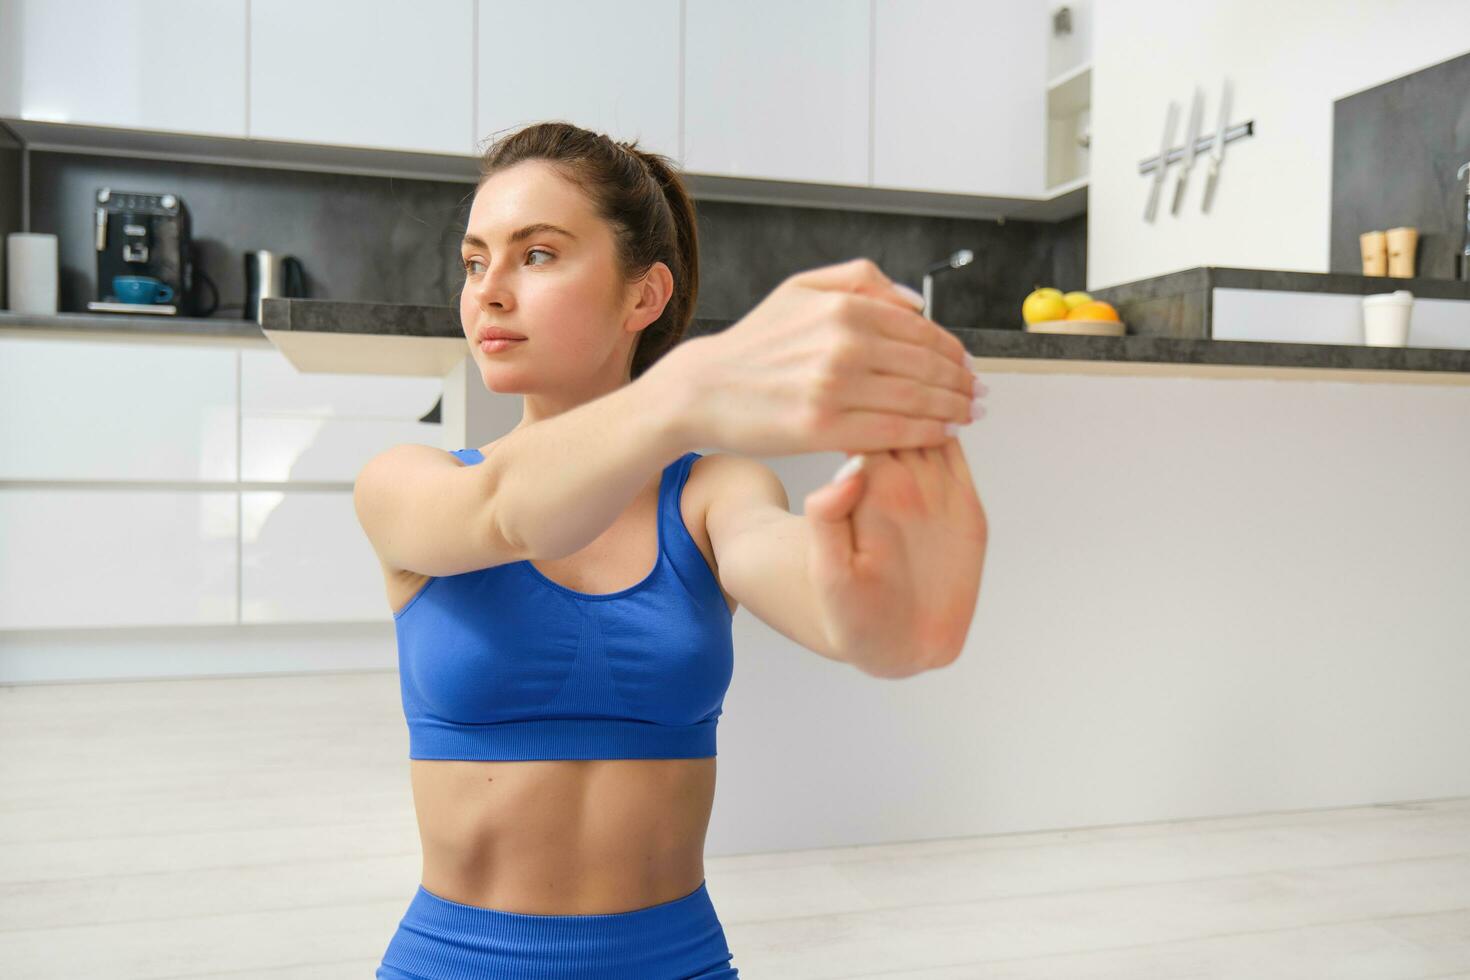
left=683, top=0, right=870, bottom=185
left=248, top=0, right=475, bottom=155
left=239, top=347, right=442, bottom=482
left=240, top=347, right=442, bottom=418
left=872, top=0, right=1048, bottom=197
left=0, top=489, right=237, bottom=629
left=0, top=336, right=237, bottom=482
left=240, top=490, right=387, bottom=623
left=476, top=0, right=680, bottom=159
left=241, top=416, right=443, bottom=483
left=0, top=0, right=247, bottom=137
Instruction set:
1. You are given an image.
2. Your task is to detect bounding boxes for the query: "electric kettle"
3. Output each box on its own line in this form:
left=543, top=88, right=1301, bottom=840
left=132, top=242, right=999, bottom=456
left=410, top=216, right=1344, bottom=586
left=243, top=249, right=307, bottom=321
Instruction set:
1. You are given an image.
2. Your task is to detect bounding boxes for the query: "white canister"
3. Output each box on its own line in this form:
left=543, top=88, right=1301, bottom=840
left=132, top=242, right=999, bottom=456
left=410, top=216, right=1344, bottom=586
left=6, top=232, right=60, bottom=315
left=1361, top=290, right=1413, bottom=347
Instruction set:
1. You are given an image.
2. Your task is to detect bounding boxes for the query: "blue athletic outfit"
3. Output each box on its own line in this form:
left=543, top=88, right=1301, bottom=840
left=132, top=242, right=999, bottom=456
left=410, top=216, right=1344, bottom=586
left=377, top=447, right=740, bottom=979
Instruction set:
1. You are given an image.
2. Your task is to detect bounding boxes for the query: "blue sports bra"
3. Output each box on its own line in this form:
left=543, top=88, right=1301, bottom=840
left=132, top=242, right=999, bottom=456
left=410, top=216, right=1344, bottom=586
left=393, top=447, right=734, bottom=761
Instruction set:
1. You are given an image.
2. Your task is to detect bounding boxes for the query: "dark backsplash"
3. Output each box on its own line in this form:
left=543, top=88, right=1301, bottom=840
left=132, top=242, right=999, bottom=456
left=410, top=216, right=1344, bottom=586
left=0, top=128, right=21, bottom=309
left=1330, top=50, right=1470, bottom=281
left=26, top=149, right=1085, bottom=329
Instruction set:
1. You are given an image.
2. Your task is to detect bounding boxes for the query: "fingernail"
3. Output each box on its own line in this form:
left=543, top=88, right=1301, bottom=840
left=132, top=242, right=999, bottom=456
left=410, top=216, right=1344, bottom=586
left=829, top=454, right=866, bottom=485
left=894, top=282, right=925, bottom=311
left=945, top=421, right=960, bottom=437
left=972, top=372, right=987, bottom=396
left=970, top=396, right=984, bottom=422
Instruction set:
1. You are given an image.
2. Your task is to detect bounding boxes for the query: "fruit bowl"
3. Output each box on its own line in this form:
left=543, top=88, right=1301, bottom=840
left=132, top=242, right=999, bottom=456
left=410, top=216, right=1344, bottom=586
left=1024, top=318, right=1126, bottom=337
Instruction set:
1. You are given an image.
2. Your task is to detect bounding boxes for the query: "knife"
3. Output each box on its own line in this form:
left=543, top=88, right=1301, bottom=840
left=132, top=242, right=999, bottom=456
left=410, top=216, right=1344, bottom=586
left=1144, top=100, right=1179, bottom=222
left=1170, top=87, right=1204, bottom=215
left=1201, top=79, right=1233, bottom=213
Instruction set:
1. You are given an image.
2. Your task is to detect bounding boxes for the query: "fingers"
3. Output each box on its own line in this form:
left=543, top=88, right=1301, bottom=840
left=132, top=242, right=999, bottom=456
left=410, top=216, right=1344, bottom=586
left=897, top=446, right=944, bottom=511
left=832, top=370, right=972, bottom=430
left=937, top=434, right=977, bottom=498
left=848, top=333, right=976, bottom=408
left=789, top=258, right=969, bottom=367
left=826, top=410, right=955, bottom=453
left=786, top=257, right=919, bottom=311
left=787, top=257, right=984, bottom=456
left=821, top=288, right=970, bottom=371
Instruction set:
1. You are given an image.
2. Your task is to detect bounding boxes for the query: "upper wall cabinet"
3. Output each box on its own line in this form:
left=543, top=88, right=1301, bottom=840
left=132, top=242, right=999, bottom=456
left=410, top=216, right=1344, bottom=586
left=0, top=0, right=1070, bottom=214
left=0, top=0, right=247, bottom=137
left=476, top=0, right=680, bottom=160
left=248, top=0, right=475, bottom=155
left=872, top=0, right=1048, bottom=198
left=683, top=0, right=870, bottom=185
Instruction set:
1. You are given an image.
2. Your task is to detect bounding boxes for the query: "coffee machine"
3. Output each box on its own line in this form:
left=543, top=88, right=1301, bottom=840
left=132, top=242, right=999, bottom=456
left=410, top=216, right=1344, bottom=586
left=87, top=188, right=213, bottom=316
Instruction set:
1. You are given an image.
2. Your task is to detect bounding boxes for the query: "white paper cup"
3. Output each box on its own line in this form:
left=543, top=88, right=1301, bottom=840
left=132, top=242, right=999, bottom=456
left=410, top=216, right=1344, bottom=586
left=1361, top=290, right=1413, bottom=346
left=6, top=232, right=59, bottom=315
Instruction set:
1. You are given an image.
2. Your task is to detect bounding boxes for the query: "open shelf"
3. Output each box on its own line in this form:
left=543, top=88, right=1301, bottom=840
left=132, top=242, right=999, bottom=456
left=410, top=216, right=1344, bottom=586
left=1046, top=61, right=1091, bottom=191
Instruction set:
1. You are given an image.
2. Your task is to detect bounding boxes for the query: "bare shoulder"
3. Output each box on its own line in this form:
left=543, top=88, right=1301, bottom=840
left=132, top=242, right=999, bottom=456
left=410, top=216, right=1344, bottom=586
left=686, top=452, right=790, bottom=537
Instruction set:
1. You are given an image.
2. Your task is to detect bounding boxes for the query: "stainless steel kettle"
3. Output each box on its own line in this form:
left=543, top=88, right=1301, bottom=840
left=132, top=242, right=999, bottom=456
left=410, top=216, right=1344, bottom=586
left=243, top=250, right=306, bottom=321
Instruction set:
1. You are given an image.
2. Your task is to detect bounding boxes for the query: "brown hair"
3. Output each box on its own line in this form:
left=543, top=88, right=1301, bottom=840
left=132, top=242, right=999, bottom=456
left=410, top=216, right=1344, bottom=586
left=475, top=121, right=700, bottom=381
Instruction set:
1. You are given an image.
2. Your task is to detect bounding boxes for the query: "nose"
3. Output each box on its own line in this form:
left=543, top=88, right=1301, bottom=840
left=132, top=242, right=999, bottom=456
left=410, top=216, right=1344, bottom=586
left=469, top=261, right=514, bottom=311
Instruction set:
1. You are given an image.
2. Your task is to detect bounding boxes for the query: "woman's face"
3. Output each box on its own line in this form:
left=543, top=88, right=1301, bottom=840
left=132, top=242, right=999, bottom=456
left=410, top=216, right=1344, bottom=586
left=459, top=160, right=647, bottom=396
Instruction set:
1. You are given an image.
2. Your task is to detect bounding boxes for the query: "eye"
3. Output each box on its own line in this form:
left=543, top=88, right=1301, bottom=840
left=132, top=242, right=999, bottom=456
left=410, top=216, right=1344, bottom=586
left=461, top=248, right=553, bottom=277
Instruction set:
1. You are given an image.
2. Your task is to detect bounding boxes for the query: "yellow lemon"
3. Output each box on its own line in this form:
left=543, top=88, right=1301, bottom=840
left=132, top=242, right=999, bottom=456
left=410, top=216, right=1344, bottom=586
left=1062, top=290, right=1093, bottom=310
left=1022, top=287, right=1069, bottom=324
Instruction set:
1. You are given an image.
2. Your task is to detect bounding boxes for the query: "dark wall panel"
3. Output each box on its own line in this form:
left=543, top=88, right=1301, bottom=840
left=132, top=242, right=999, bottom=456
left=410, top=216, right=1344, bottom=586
left=1331, top=50, right=1470, bottom=280
left=29, top=149, right=1085, bottom=329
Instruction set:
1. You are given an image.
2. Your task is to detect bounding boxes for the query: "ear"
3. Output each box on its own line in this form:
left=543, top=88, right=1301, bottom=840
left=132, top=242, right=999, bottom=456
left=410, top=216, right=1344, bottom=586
left=626, top=260, right=674, bottom=332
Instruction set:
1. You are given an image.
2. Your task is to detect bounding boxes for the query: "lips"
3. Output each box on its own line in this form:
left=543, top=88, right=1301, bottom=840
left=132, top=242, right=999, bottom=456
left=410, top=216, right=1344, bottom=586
left=477, top=327, right=526, bottom=343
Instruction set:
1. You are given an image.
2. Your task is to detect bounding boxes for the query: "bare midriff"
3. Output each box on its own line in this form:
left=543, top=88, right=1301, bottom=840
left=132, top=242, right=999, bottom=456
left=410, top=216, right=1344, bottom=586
left=409, top=755, right=717, bottom=914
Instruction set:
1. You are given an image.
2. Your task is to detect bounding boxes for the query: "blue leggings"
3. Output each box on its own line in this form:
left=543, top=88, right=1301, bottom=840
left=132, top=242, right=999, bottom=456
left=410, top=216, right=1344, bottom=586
left=376, top=879, right=740, bottom=979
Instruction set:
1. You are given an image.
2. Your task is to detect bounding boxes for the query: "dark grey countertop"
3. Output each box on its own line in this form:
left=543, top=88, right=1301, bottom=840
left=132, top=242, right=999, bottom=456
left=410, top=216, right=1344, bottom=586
left=1087, top=266, right=1470, bottom=352
left=256, top=295, right=1470, bottom=384
left=9, top=280, right=1470, bottom=384
left=0, top=308, right=267, bottom=341
left=1092, top=265, right=1470, bottom=304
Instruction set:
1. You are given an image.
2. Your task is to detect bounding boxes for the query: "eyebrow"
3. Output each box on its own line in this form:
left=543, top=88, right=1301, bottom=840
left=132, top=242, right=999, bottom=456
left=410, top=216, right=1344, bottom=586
left=461, top=223, right=578, bottom=250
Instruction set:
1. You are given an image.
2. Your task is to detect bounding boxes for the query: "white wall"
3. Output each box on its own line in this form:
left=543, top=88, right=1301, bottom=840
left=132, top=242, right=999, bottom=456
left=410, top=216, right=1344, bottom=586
left=1087, top=1, right=1470, bottom=290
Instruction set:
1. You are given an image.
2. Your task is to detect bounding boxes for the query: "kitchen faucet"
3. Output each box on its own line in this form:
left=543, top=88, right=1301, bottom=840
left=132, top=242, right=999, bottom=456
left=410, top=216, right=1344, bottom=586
left=920, top=248, right=974, bottom=320
left=1457, top=162, right=1470, bottom=282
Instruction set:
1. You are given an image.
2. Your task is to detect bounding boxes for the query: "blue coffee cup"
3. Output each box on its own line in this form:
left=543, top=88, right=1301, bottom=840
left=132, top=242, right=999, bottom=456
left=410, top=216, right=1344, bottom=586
left=113, top=275, right=175, bottom=304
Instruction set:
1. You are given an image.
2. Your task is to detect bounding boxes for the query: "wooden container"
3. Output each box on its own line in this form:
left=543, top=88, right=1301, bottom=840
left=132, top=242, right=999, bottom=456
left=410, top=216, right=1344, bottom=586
left=1360, top=230, right=1387, bottom=276
left=1386, top=226, right=1419, bottom=278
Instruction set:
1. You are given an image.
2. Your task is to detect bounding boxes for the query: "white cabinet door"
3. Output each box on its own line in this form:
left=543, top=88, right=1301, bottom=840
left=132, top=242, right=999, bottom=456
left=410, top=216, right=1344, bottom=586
left=241, top=490, right=386, bottom=623
left=683, top=0, right=870, bottom=185
left=872, top=0, right=1048, bottom=197
left=0, top=489, right=237, bottom=629
left=248, top=0, right=474, bottom=155
left=0, top=0, right=247, bottom=136
left=476, top=0, right=680, bottom=159
left=0, top=337, right=237, bottom=482
left=239, top=348, right=443, bottom=482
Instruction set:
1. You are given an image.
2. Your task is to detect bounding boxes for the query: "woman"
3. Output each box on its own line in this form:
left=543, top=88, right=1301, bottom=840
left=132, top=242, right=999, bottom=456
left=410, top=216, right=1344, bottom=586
left=357, top=121, right=989, bottom=979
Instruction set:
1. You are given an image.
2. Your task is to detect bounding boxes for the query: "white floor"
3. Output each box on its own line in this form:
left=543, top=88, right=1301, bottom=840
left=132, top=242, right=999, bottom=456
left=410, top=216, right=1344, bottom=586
left=1, top=671, right=1467, bottom=980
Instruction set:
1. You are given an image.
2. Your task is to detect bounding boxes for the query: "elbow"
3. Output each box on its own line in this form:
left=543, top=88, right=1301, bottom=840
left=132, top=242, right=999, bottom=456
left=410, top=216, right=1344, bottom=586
left=853, top=643, right=964, bottom=680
